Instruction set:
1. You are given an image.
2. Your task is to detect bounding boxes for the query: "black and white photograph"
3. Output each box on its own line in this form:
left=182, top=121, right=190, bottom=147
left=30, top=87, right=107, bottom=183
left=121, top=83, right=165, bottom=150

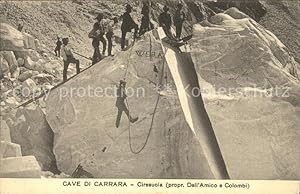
left=0, top=0, right=299, bottom=189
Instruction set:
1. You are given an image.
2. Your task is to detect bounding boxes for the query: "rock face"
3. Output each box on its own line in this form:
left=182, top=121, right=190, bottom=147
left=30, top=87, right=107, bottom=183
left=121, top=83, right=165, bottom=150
left=189, top=10, right=300, bottom=179
left=5, top=104, right=59, bottom=173
left=46, top=32, right=214, bottom=178
left=18, top=70, right=33, bottom=82
left=46, top=8, right=300, bottom=179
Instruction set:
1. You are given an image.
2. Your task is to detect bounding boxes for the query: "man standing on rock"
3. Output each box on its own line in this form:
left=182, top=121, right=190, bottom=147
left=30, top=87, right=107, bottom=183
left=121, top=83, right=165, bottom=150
left=17, top=22, right=23, bottom=32
left=105, top=17, right=118, bottom=56
left=61, top=37, right=80, bottom=82
left=94, top=13, right=107, bottom=56
left=89, top=22, right=102, bottom=64
left=159, top=5, right=173, bottom=39
left=121, top=4, right=139, bottom=50
left=173, top=2, right=186, bottom=39
left=54, top=37, right=62, bottom=57
left=139, top=1, right=154, bottom=36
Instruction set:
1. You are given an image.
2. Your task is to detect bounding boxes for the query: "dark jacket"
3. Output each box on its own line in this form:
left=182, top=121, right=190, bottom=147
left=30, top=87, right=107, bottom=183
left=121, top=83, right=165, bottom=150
left=141, top=5, right=150, bottom=17
left=56, top=40, right=62, bottom=49
left=121, top=12, right=137, bottom=32
left=115, top=85, right=127, bottom=107
left=173, top=10, right=186, bottom=25
left=159, top=12, right=172, bottom=29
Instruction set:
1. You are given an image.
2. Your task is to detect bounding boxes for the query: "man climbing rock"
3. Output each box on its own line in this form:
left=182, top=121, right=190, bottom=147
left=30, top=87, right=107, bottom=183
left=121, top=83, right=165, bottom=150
left=61, top=37, right=80, bottom=82
left=115, top=80, right=138, bottom=128
left=159, top=5, right=173, bottom=39
left=54, top=37, right=62, bottom=57
left=94, top=13, right=107, bottom=55
left=121, top=4, right=139, bottom=50
left=173, top=2, right=186, bottom=39
left=139, top=1, right=154, bottom=36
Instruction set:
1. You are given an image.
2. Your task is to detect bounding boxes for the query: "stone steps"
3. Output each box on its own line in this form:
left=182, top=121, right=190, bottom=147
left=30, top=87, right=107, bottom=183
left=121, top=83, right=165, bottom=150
left=0, top=141, right=22, bottom=158
left=0, top=120, right=42, bottom=178
left=0, top=156, right=41, bottom=178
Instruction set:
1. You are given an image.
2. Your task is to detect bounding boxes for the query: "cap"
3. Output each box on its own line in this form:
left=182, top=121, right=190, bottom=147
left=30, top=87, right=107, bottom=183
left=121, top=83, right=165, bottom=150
left=177, top=2, right=183, bottom=7
left=95, top=13, right=104, bottom=20
left=126, top=4, right=133, bottom=10
left=163, top=5, right=169, bottom=11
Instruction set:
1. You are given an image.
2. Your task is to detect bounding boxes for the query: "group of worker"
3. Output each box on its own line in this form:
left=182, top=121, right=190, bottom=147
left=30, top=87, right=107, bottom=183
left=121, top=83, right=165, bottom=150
left=55, top=2, right=187, bottom=82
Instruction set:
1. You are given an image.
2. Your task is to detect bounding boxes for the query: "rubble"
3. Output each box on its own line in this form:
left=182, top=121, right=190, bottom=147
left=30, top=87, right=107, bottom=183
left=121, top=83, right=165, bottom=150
left=0, top=23, right=24, bottom=51
left=18, top=70, right=33, bottom=82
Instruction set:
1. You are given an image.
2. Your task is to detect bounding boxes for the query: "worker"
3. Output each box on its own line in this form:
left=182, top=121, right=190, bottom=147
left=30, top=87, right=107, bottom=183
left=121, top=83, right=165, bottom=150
left=54, top=37, right=62, bottom=57
left=94, top=13, right=107, bottom=55
left=17, top=22, right=23, bottom=32
left=61, top=37, right=80, bottom=82
left=89, top=22, right=102, bottom=64
left=121, top=4, right=139, bottom=50
left=115, top=80, right=139, bottom=128
left=158, top=5, right=173, bottom=39
left=139, top=1, right=154, bottom=36
left=106, top=17, right=118, bottom=56
left=173, top=2, right=186, bottom=39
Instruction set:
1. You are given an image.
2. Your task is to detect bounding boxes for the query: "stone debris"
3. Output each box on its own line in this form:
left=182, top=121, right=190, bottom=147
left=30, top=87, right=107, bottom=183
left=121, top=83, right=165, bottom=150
left=0, top=22, right=63, bottom=113
left=11, top=67, right=20, bottom=79
left=0, top=23, right=24, bottom=51
left=0, top=56, right=9, bottom=76
left=18, top=70, right=33, bottom=82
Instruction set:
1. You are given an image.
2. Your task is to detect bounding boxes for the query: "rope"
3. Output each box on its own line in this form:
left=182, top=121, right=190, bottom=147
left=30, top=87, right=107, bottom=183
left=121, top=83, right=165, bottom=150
left=123, top=33, right=136, bottom=79
left=125, top=34, right=169, bottom=154
left=126, top=94, right=160, bottom=154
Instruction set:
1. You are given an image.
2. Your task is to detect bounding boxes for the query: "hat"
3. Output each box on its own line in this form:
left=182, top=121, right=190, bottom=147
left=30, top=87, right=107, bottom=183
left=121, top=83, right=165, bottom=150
left=120, top=79, right=127, bottom=85
left=62, top=37, right=69, bottom=44
left=177, top=2, right=183, bottom=7
left=126, top=4, right=133, bottom=10
left=95, top=13, right=104, bottom=20
left=112, top=16, right=118, bottom=24
left=163, top=5, right=169, bottom=11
